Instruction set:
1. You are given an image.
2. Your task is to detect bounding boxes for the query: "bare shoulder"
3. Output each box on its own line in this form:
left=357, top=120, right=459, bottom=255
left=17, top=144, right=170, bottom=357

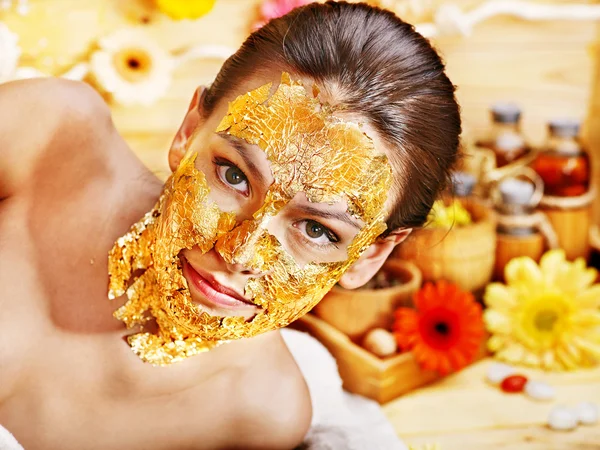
left=0, top=78, right=112, bottom=197
left=0, top=77, right=110, bottom=125
left=230, top=331, right=312, bottom=449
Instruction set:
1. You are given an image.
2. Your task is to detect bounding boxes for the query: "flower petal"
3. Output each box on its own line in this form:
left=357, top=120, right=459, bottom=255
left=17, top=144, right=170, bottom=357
left=572, top=336, right=600, bottom=359
left=574, top=285, right=600, bottom=308
left=505, top=256, right=543, bottom=287
left=484, top=283, right=516, bottom=310
left=483, top=309, right=512, bottom=334
left=496, top=342, right=526, bottom=364
left=539, top=249, right=567, bottom=278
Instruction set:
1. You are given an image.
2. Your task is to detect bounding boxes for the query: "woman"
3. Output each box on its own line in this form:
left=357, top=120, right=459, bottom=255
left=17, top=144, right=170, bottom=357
left=0, top=2, right=460, bottom=449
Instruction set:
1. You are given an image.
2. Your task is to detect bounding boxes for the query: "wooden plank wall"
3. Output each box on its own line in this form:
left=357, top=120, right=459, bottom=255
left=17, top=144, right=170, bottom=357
left=2, top=0, right=599, bottom=218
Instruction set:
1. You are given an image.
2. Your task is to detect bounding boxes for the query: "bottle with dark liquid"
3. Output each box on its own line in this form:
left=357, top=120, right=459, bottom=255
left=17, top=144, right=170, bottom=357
left=530, top=119, right=590, bottom=197
left=476, top=103, right=530, bottom=168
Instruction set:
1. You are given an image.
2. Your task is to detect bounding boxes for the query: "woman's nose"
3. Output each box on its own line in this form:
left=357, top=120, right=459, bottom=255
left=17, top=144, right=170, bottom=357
left=225, top=262, right=262, bottom=276
left=215, top=217, right=273, bottom=273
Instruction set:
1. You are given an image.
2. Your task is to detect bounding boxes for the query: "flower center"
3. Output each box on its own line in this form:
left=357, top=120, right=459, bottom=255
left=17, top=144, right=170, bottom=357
left=534, top=309, right=558, bottom=332
left=515, top=292, right=571, bottom=350
left=114, top=48, right=153, bottom=83
left=419, top=308, right=461, bottom=351
left=434, top=322, right=450, bottom=335
left=127, top=57, right=140, bottom=69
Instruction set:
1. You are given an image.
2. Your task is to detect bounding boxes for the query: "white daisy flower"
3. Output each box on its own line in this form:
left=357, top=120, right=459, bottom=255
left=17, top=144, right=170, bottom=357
left=0, top=21, right=21, bottom=83
left=90, top=29, right=175, bottom=106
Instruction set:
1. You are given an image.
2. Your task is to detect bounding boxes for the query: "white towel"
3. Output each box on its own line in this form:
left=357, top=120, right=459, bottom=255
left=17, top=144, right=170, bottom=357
left=0, top=423, right=23, bottom=450
left=281, top=328, right=407, bottom=450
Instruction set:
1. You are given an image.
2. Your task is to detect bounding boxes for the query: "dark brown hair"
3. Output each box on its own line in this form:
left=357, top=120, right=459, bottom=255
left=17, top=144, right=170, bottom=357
left=202, top=1, right=461, bottom=233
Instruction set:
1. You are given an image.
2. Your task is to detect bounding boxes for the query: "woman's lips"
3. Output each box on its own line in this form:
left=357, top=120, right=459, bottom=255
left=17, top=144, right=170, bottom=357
left=181, top=257, right=258, bottom=312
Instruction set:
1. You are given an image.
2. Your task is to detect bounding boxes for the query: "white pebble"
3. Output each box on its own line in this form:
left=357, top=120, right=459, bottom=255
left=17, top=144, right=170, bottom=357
left=574, top=402, right=598, bottom=426
left=362, top=328, right=397, bottom=358
left=524, top=380, right=555, bottom=401
left=547, top=405, right=578, bottom=431
left=486, top=362, right=515, bottom=384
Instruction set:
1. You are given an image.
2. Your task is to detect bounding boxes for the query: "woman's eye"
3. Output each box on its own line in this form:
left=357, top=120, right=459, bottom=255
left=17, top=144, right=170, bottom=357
left=297, top=220, right=339, bottom=246
left=216, top=163, right=249, bottom=194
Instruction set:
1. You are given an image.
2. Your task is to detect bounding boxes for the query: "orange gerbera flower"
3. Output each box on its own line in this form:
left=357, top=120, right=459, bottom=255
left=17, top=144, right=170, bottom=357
left=393, top=280, right=485, bottom=375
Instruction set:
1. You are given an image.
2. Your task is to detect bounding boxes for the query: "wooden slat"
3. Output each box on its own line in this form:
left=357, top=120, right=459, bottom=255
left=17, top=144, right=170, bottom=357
left=403, top=424, right=600, bottom=450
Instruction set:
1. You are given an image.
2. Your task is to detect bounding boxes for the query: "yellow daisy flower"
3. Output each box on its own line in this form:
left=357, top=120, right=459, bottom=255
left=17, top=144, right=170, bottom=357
left=484, top=249, right=600, bottom=371
left=155, top=0, right=217, bottom=20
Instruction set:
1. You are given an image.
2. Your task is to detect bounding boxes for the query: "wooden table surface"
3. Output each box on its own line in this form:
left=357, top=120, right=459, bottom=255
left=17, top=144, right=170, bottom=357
left=384, top=357, right=600, bottom=449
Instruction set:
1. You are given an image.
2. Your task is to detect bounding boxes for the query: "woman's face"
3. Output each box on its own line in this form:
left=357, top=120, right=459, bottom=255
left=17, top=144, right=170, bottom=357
left=156, top=73, right=392, bottom=343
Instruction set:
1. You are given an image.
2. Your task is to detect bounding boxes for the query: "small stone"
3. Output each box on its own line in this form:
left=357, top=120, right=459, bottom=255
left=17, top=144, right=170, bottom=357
left=524, top=380, right=555, bottom=401
left=574, top=402, right=598, bottom=426
left=500, top=374, right=528, bottom=393
left=486, top=362, right=515, bottom=384
left=548, top=405, right=578, bottom=431
left=362, top=328, right=398, bottom=358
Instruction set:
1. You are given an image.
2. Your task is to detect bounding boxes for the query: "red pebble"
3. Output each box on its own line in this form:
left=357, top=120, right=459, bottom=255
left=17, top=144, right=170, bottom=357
left=500, top=375, right=528, bottom=393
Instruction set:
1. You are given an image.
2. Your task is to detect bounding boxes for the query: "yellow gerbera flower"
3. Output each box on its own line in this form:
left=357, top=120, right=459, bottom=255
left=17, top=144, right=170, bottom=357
left=484, top=249, right=600, bottom=371
left=155, top=0, right=217, bottom=20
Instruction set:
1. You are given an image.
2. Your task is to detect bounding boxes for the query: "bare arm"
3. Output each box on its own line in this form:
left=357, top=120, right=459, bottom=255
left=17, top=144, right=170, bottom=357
left=0, top=78, right=111, bottom=199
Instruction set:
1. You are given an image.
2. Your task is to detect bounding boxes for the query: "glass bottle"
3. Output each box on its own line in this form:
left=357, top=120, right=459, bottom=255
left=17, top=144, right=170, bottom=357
left=496, top=178, right=537, bottom=236
left=530, top=119, right=590, bottom=197
left=493, top=175, right=546, bottom=281
left=476, top=103, right=530, bottom=168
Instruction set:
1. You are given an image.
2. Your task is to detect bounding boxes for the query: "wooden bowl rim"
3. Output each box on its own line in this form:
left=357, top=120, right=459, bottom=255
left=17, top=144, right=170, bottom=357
left=329, top=259, right=422, bottom=296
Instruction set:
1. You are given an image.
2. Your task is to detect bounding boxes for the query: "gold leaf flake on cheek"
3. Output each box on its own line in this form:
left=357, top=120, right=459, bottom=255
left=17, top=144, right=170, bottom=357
left=108, top=73, right=391, bottom=366
left=108, top=153, right=239, bottom=365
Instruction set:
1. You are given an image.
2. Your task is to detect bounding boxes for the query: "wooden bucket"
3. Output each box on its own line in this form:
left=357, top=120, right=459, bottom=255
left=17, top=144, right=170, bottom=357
left=392, top=197, right=496, bottom=293
left=494, top=233, right=545, bottom=281
left=539, top=189, right=596, bottom=261
left=541, top=205, right=592, bottom=260
left=313, top=260, right=422, bottom=342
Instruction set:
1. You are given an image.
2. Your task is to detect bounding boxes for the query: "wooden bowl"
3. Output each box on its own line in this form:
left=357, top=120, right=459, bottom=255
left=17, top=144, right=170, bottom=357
left=392, top=197, right=497, bottom=293
left=313, top=260, right=422, bottom=341
left=295, top=314, right=440, bottom=404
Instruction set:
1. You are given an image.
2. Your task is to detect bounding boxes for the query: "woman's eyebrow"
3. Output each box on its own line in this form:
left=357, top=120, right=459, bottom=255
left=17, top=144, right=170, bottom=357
left=217, top=133, right=267, bottom=188
left=296, top=204, right=361, bottom=230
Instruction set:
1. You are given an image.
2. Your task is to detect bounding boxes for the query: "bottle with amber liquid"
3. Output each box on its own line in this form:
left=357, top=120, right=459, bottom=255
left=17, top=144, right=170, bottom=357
left=530, top=119, right=590, bottom=197
left=476, top=103, right=530, bottom=168
left=493, top=176, right=546, bottom=281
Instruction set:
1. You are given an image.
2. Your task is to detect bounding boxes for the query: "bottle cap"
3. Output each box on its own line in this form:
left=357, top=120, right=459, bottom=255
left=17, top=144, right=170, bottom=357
left=499, top=178, right=534, bottom=206
left=548, top=119, right=580, bottom=138
left=491, top=102, right=521, bottom=124
left=451, top=171, right=476, bottom=197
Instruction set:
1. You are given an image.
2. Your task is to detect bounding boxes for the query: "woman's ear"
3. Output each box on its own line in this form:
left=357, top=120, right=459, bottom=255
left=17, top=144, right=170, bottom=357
left=168, top=86, right=207, bottom=172
left=338, top=228, right=412, bottom=290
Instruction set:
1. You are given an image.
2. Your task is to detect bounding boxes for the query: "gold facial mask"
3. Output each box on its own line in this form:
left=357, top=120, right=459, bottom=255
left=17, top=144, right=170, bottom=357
left=108, top=73, right=392, bottom=365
